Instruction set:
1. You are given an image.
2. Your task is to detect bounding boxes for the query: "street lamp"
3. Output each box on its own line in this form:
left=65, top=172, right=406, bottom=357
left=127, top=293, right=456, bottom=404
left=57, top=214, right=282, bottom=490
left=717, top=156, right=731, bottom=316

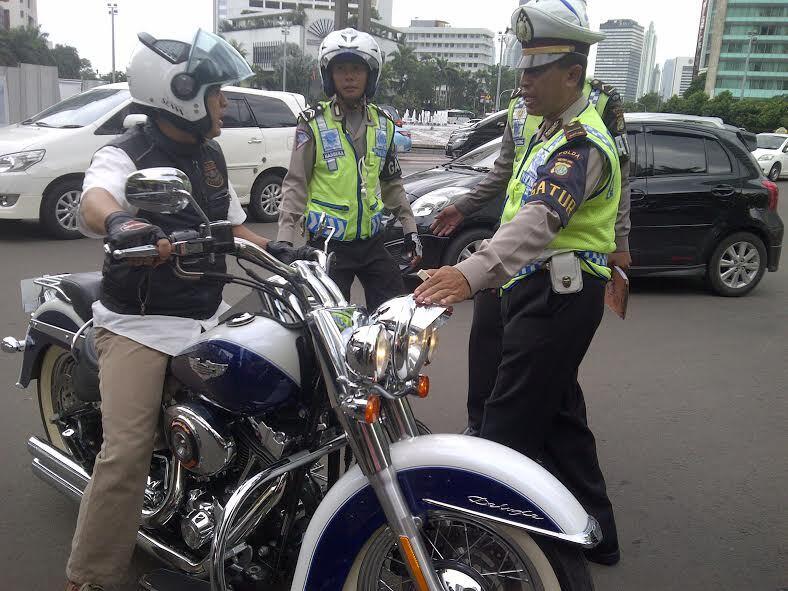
left=739, top=30, right=758, bottom=99
left=495, top=28, right=511, bottom=111
left=107, top=3, right=118, bottom=84
left=279, top=16, right=290, bottom=92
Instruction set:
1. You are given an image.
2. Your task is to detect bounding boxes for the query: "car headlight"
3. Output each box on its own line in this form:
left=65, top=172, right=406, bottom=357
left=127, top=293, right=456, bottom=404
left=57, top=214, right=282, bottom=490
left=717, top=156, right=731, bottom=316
left=371, top=295, right=451, bottom=381
left=411, top=186, right=466, bottom=217
left=346, top=324, right=391, bottom=383
left=0, top=150, right=45, bottom=173
left=757, top=153, right=775, bottom=162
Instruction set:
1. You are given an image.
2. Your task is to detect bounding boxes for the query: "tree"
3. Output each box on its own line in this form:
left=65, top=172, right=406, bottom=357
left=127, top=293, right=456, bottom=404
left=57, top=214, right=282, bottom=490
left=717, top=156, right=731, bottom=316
left=79, top=58, right=98, bottom=80
left=638, top=92, right=661, bottom=112
left=101, top=71, right=127, bottom=83
left=683, top=73, right=707, bottom=98
left=0, top=26, right=55, bottom=67
left=228, top=39, right=248, bottom=60
left=51, top=44, right=81, bottom=78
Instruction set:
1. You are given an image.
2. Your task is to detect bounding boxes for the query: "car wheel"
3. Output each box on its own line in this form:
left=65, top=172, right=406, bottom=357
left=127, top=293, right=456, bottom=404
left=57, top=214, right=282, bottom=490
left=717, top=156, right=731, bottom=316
left=767, top=163, right=781, bottom=181
left=442, top=228, right=494, bottom=266
left=707, top=232, right=767, bottom=297
left=249, top=174, right=283, bottom=223
left=40, top=179, right=84, bottom=240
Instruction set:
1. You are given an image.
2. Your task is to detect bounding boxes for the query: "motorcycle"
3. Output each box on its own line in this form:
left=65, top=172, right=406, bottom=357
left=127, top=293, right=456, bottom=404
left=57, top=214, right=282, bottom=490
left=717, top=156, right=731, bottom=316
left=3, top=167, right=601, bottom=591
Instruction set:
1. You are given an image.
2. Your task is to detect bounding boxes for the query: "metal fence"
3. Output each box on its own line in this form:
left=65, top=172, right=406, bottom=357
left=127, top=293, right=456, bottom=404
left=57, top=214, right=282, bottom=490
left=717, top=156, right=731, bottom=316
left=0, top=63, right=61, bottom=126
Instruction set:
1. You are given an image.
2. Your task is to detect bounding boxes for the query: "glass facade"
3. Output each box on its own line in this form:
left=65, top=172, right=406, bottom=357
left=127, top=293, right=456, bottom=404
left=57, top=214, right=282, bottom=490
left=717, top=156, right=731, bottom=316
left=594, top=19, right=645, bottom=102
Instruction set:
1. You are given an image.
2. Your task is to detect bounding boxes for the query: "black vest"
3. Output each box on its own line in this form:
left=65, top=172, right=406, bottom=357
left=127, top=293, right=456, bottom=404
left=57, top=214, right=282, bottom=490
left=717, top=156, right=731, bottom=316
left=100, top=122, right=231, bottom=319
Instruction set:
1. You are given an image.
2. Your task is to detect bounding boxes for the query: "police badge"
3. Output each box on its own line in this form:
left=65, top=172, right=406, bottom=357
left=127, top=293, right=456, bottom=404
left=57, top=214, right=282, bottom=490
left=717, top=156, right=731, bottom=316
left=514, top=9, right=534, bottom=43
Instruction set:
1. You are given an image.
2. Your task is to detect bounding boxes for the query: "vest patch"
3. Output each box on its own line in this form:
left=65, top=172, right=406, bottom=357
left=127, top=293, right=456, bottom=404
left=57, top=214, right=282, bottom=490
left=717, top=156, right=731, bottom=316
left=203, top=160, right=225, bottom=188
left=295, top=129, right=311, bottom=150
left=320, top=128, right=345, bottom=160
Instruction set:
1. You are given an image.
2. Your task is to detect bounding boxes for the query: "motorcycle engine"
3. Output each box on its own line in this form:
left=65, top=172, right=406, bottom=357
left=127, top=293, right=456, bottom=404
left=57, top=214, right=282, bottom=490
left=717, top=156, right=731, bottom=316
left=163, top=403, right=236, bottom=476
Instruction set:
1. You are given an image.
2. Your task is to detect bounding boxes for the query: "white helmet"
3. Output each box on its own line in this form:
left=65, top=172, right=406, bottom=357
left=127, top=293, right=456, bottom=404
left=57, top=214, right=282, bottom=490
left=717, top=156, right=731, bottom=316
left=128, top=29, right=253, bottom=136
left=318, top=28, right=382, bottom=99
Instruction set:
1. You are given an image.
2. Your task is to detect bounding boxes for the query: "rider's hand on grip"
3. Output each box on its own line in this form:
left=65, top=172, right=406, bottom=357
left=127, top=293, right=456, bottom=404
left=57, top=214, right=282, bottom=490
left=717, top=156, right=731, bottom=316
left=104, top=211, right=170, bottom=266
left=267, top=241, right=319, bottom=265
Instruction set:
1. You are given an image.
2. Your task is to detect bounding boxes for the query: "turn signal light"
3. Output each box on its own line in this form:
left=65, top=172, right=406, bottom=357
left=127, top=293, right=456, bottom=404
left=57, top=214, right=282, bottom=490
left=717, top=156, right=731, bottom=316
left=364, top=395, right=381, bottom=424
left=398, top=536, right=429, bottom=591
left=417, top=375, right=430, bottom=398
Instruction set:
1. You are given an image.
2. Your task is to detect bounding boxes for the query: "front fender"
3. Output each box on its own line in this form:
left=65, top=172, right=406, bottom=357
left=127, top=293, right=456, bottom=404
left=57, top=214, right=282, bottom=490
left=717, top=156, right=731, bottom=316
left=291, top=434, right=599, bottom=591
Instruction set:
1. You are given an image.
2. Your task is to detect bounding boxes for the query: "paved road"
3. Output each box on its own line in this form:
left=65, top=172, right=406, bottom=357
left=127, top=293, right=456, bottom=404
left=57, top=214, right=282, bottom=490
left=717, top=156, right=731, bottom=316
left=0, top=161, right=785, bottom=590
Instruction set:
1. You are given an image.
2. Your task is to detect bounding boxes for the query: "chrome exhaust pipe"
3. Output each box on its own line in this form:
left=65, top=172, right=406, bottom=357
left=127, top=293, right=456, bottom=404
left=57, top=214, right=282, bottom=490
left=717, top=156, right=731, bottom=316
left=26, top=436, right=208, bottom=576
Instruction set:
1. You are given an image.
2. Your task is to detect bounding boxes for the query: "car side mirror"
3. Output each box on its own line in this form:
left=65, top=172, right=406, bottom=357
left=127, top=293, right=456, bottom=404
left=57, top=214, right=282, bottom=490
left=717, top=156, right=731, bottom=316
left=125, top=167, right=192, bottom=214
left=123, top=114, right=147, bottom=129
left=497, top=121, right=506, bottom=128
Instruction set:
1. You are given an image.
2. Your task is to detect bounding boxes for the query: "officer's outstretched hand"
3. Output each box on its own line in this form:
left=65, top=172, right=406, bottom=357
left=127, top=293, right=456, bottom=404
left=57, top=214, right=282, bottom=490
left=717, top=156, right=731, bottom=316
left=267, top=241, right=318, bottom=265
left=414, top=266, right=471, bottom=306
left=431, top=205, right=464, bottom=237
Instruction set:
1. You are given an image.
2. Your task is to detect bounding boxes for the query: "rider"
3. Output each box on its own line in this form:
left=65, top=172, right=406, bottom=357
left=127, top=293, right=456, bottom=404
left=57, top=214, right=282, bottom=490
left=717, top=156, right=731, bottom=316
left=65, top=30, right=294, bottom=591
left=277, top=28, right=421, bottom=311
left=415, top=0, right=623, bottom=566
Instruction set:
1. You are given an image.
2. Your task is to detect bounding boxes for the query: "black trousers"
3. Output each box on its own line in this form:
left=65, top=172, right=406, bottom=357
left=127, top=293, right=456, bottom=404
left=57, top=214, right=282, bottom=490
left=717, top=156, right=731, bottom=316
left=476, top=272, right=619, bottom=553
left=467, top=289, right=504, bottom=432
left=309, top=233, right=406, bottom=311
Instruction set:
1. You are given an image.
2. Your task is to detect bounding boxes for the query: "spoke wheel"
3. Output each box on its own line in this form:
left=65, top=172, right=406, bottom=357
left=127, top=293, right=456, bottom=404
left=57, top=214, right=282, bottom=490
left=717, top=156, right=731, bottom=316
left=707, top=232, right=767, bottom=297
left=55, top=190, right=81, bottom=231
left=442, top=228, right=494, bottom=267
left=249, top=174, right=284, bottom=222
left=351, top=511, right=594, bottom=591
left=41, top=179, right=84, bottom=239
left=38, top=346, right=80, bottom=451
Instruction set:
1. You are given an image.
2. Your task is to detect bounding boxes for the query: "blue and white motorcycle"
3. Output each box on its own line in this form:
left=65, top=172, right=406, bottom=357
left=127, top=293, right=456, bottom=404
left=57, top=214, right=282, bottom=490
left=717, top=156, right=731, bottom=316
left=3, top=168, right=601, bottom=590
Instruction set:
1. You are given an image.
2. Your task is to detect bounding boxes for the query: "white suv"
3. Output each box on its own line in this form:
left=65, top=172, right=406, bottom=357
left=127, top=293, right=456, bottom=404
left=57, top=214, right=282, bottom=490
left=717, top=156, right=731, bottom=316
left=0, top=83, right=305, bottom=238
left=753, top=133, right=788, bottom=182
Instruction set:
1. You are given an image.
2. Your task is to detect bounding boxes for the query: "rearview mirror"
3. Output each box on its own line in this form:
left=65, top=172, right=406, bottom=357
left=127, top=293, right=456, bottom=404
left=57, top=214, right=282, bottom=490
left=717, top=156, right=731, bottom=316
left=123, top=114, right=147, bottom=129
left=125, top=167, right=192, bottom=214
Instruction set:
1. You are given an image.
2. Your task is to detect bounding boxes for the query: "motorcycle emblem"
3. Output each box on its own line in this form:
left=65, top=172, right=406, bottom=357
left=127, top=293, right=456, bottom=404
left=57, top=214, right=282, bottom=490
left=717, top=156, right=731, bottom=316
left=467, top=495, right=544, bottom=520
left=188, top=356, right=228, bottom=380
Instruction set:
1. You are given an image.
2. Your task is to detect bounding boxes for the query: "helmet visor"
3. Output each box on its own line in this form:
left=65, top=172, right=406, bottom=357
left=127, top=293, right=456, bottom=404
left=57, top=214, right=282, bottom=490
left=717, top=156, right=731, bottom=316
left=186, top=29, right=253, bottom=87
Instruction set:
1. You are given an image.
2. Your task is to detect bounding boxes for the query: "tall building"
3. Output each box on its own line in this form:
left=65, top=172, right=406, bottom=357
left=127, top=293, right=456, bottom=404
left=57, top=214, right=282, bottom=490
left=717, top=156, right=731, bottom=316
left=636, top=22, right=657, bottom=98
left=696, top=0, right=788, bottom=98
left=661, top=56, right=695, bottom=99
left=0, top=0, right=37, bottom=31
left=404, top=20, right=496, bottom=72
left=237, top=0, right=393, bottom=26
left=650, top=63, right=662, bottom=96
left=593, top=19, right=645, bottom=102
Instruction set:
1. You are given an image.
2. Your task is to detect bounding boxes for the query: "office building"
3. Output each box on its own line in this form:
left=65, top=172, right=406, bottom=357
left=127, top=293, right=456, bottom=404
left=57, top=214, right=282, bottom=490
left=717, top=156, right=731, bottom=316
left=404, top=20, right=496, bottom=72
left=0, top=0, right=37, bottom=31
left=696, top=0, right=788, bottom=98
left=636, top=22, right=657, bottom=98
left=229, top=0, right=393, bottom=25
left=593, top=19, right=645, bottom=102
left=661, top=56, right=695, bottom=99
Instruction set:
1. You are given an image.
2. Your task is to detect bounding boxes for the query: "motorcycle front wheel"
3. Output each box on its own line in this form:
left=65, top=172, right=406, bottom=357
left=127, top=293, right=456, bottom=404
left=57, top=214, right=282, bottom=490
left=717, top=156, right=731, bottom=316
left=344, top=511, right=593, bottom=591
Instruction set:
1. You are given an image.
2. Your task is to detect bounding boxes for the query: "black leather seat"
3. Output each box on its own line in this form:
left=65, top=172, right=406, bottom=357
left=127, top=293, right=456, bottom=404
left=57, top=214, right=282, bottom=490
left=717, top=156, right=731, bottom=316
left=59, top=272, right=102, bottom=321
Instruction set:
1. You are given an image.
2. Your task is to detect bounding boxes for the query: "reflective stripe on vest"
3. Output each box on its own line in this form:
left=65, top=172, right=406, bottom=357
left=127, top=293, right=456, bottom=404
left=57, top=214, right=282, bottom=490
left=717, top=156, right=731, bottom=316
left=306, top=102, right=394, bottom=241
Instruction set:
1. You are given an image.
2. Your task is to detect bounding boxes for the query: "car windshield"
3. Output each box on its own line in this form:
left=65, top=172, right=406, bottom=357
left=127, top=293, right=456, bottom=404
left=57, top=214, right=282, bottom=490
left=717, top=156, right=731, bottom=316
left=21, top=89, right=130, bottom=128
left=450, top=138, right=501, bottom=170
left=756, top=134, right=785, bottom=150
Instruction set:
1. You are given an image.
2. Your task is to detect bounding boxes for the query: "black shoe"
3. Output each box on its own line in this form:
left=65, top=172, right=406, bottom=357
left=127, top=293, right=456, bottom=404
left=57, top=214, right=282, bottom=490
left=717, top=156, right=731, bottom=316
left=461, top=425, right=479, bottom=437
left=584, top=547, right=620, bottom=566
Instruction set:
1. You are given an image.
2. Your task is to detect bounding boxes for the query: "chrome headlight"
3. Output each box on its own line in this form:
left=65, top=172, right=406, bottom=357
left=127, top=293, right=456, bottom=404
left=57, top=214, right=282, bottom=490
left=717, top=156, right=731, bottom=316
left=346, top=324, right=391, bottom=382
left=757, top=153, right=775, bottom=162
left=411, top=186, right=466, bottom=217
left=0, top=150, right=45, bottom=173
left=372, top=295, right=451, bottom=381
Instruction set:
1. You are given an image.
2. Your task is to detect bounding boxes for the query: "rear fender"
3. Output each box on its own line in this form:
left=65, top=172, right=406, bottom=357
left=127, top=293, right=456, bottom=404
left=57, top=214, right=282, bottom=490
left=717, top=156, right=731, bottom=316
left=291, top=434, right=599, bottom=591
left=17, top=299, right=82, bottom=388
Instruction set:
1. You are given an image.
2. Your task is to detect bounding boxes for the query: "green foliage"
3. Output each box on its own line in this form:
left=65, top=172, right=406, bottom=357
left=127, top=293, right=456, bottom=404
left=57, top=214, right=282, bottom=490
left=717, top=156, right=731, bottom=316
left=247, top=43, right=319, bottom=101
left=0, top=26, right=55, bottom=67
left=51, top=44, right=81, bottom=78
left=101, top=71, right=127, bottom=83
left=683, top=72, right=707, bottom=98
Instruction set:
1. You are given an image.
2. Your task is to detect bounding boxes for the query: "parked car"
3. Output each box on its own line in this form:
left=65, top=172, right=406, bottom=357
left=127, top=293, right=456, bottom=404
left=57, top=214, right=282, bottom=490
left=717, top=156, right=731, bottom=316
left=753, top=133, right=788, bottom=181
left=386, top=114, right=783, bottom=296
left=445, top=109, right=507, bottom=158
left=0, top=83, right=306, bottom=238
left=379, top=104, right=412, bottom=153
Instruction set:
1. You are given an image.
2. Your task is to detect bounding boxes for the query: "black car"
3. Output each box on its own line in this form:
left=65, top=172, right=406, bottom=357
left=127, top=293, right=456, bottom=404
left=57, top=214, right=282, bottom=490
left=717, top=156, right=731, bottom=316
left=386, top=115, right=783, bottom=296
left=445, top=110, right=507, bottom=158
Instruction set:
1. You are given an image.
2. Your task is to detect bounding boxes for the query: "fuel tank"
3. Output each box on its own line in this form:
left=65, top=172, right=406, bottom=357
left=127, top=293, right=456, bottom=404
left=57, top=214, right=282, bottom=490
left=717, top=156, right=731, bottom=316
left=171, top=314, right=303, bottom=415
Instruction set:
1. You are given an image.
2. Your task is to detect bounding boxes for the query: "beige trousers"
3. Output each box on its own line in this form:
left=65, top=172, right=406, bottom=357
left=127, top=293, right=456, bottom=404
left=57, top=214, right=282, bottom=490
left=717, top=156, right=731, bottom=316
left=66, top=328, right=169, bottom=586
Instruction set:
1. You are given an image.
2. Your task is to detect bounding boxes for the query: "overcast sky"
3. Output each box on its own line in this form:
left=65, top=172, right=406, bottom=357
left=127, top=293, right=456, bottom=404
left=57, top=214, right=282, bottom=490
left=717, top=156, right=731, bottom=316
left=37, top=0, right=702, bottom=75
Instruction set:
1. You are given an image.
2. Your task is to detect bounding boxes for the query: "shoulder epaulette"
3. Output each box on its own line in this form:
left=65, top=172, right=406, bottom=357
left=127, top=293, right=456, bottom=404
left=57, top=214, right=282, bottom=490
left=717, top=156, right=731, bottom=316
left=511, top=87, right=523, bottom=99
left=297, top=104, right=324, bottom=124
left=372, top=103, right=396, bottom=124
left=591, top=79, right=622, bottom=104
left=563, top=120, right=587, bottom=141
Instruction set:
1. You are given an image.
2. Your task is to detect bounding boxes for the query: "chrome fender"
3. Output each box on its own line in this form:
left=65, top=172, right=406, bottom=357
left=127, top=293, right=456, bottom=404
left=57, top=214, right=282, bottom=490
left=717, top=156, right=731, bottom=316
left=291, top=434, right=600, bottom=591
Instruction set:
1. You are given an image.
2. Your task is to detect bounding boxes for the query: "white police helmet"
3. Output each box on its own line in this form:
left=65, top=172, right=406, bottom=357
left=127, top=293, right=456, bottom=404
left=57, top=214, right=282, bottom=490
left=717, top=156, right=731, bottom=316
left=318, top=28, right=382, bottom=99
left=511, top=0, right=605, bottom=70
left=128, top=29, right=252, bottom=136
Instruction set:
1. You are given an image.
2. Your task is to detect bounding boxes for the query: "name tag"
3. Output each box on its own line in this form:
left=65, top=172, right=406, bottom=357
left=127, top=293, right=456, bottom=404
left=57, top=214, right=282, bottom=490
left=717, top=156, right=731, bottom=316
left=320, top=128, right=345, bottom=160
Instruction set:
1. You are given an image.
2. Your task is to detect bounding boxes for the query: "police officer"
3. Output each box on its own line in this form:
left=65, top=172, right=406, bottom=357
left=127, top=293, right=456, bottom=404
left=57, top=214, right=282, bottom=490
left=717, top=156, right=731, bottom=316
left=462, top=76, right=632, bottom=438
left=415, top=0, right=621, bottom=566
left=278, top=28, right=421, bottom=311
left=65, top=31, right=300, bottom=591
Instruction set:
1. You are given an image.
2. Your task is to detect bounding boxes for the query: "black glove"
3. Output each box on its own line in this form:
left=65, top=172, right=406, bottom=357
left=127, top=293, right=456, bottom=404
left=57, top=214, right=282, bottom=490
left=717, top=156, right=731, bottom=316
left=404, top=232, right=423, bottom=260
left=104, top=211, right=168, bottom=252
left=267, top=241, right=318, bottom=265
